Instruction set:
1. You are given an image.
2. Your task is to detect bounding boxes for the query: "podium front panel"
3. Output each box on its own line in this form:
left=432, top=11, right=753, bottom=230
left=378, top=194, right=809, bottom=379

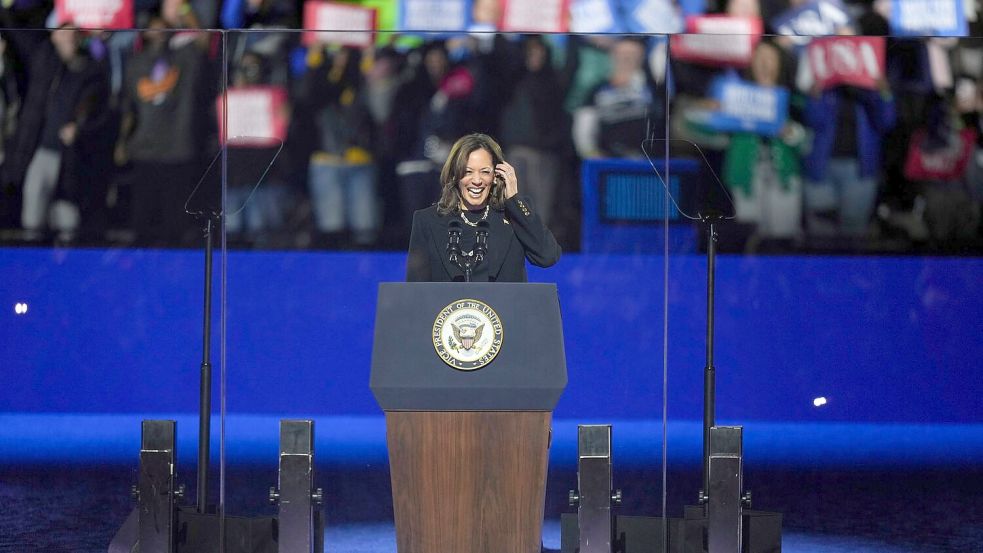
left=369, top=282, right=567, bottom=411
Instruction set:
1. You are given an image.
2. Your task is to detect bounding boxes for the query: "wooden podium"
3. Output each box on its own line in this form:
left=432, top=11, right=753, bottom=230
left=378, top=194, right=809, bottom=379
left=370, top=283, right=567, bottom=553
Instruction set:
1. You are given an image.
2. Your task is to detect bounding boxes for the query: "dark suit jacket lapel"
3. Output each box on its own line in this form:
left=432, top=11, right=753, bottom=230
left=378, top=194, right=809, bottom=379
left=426, top=213, right=461, bottom=280
left=485, top=210, right=513, bottom=279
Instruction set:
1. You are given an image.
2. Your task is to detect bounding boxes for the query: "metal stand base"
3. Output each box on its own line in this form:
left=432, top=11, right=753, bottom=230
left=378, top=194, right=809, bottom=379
left=560, top=511, right=782, bottom=553
left=270, top=420, right=324, bottom=553
left=568, top=425, right=622, bottom=553
left=110, top=419, right=324, bottom=553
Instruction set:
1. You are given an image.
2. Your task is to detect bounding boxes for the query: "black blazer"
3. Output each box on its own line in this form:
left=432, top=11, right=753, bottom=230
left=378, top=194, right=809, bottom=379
left=406, top=195, right=561, bottom=282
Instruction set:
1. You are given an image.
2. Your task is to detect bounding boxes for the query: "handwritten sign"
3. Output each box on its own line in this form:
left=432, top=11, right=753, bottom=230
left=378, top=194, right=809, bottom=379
left=303, top=1, right=376, bottom=47
left=771, top=0, right=850, bottom=46
left=669, top=15, right=763, bottom=67
left=699, top=77, right=789, bottom=136
left=217, top=86, right=289, bottom=147
left=807, top=36, right=886, bottom=90
left=889, top=0, right=968, bottom=37
left=55, top=0, right=133, bottom=29
left=500, top=0, right=569, bottom=32
left=400, top=0, right=471, bottom=33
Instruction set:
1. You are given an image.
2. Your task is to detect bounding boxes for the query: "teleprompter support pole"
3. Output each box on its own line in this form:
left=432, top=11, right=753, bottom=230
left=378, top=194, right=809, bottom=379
left=197, top=217, right=215, bottom=513
left=701, top=220, right=717, bottom=503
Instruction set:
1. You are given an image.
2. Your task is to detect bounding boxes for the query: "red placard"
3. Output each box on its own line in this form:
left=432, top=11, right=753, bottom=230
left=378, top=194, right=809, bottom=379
left=904, top=128, right=978, bottom=182
left=217, top=86, right=289, bottom=147
left=499, top=0, right=570, bottom=33
left=807, top=36, right=886, bottom=91
left=303, top=1, right=376, bottom=48
left=669, top=16, right=763, bottom=67
left=55, top=0, right=134, bottom=29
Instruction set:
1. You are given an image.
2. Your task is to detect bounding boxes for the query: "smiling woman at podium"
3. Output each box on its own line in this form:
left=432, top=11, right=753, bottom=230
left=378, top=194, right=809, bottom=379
left=406, top=133, right=561, bottom=282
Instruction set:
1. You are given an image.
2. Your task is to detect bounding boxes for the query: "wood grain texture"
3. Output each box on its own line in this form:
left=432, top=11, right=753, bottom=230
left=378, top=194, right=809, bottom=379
left=386, top=411, right=552, bottom=553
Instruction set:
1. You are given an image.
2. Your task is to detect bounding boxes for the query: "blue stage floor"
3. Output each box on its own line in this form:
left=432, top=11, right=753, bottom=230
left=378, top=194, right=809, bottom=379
left=2, top=414, right=982, bottom=552
left=324, top=522, right=948, bottom=553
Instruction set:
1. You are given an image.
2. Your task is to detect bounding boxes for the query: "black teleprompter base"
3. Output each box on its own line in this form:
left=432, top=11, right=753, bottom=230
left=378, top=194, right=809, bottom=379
left=109, top=505, right=325, bottom=553
left=560, top=508, right=781, bottom=553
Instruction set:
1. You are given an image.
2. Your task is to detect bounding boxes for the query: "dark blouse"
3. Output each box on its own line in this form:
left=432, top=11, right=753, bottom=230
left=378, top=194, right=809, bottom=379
left=406, top=195, right=561, bottom=282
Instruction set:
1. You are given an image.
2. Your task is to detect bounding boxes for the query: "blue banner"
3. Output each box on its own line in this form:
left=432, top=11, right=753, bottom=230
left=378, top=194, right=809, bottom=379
left=889, top=0, right=968, bottom=37
left=701, top=77, right=789, bottom=137
left=771, top=0, right=850, bottom=45
left=399, top=0, right=472, bottom=34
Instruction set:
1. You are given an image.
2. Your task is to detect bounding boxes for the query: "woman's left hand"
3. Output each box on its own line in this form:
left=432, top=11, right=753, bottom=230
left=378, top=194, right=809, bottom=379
left=496, top=161, right=518, bottom=199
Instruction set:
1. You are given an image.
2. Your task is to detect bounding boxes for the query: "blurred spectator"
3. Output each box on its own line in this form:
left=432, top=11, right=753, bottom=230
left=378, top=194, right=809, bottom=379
left=573, top=37, right=663, bottom=159
left=900, top=94, right=980, bottom=244
left=115, top=10, right=215, bottom=246
left=297, top=44, right=378, bottom=247
left=220, top=0, right=296, bottom=29
left=722, top=41, right=806, bottom=241
left=224, top=50, right=295, bottom=246
left=0, top=35, right=20, bottom=165
left=3, top=26, right=111, bottom=242
left=363, top=46, right=405, bottom=242
left=365, top=47, right=401, bottom=135
left=499, top=35, right=571, bottom=226
left=471, top=0, right=502, bottom=30
left=0, top=34, right=21, bottom=228
left=221, top=0, right=298, bottom=87
left=390, top=41, right=477, bottom=225
left=801, top=77, right=896, bottom=238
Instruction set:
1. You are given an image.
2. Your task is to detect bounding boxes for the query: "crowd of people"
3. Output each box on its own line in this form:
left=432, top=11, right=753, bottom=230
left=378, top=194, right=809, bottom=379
left=0, top=0, right=980, bottom=253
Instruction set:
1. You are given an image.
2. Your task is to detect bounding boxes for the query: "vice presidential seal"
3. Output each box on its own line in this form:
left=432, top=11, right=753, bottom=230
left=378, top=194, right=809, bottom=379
left=432, top=299, right=503, bottom=371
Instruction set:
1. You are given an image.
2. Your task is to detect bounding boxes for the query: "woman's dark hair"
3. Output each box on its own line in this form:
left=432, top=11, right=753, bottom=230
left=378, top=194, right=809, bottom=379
left=436, top=133, right=506, bottom=215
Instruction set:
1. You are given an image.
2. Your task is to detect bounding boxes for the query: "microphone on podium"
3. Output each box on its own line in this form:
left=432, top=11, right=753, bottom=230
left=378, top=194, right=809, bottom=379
left=447, top=219, right=462, bottom=264
left=474, top=220, right=489, bottom=264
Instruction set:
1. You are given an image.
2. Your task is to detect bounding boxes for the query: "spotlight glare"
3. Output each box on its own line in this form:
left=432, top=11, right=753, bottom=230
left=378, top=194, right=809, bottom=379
left=813, top=397, right=827, bottom=407
left=14, top=302, right=28, bottom=315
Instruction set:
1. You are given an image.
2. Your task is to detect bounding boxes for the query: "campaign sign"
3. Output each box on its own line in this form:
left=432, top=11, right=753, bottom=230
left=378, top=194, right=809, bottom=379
left=570, top=0, right=621, bottom=33
left=217, top=86, right=289, bottom=147
left=771, top=0, right=850, bottom=45
left=669, top=15, right=763, bottom=67
left=889, top=0, right=968, bottom=37
left=622, top=0, right=684, bottom=33
left=303, top=1, right=377, bottom=47
left=500, top=0, right=570, bottom=32
left=676, top=0, right=706, bottom=16
left=701, top=77, right=789, bottom=137
left=807, top=36, right=886, bottom=90
left=400, top=0, right=471, bottom=33
left=56, top=0, right=133, bottom=29
left=904, top=128, right=978, bottom=181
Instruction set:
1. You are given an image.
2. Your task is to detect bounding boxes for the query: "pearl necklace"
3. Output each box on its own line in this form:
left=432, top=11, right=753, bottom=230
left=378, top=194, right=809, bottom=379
left=460, top=205, right=490, bottom=227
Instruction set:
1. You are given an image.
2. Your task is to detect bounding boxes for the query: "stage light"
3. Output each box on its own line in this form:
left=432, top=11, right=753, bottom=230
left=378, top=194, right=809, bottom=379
left=14, top=302, right=28, bottom=315
left=813, top=397, right=827, bottom=407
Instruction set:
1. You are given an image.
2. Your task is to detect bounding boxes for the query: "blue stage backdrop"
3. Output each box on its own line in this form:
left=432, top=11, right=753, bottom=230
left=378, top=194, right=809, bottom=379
left=2, top=247, right=981, bottom=466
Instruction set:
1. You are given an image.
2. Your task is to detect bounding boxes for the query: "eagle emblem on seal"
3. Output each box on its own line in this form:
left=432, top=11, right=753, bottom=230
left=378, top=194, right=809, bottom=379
left=452, top=323, right=484, bottom=351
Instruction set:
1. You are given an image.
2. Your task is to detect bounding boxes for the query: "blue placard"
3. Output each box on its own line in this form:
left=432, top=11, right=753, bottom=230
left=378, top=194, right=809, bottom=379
left=620, top=0, right=684, bottom=33
left=698, top=77, right=789, bottom=137
left=399, top=0, right=472, bottom=34
left=889, top=0, right=968, bottom=37
left=771, top=0, right=850, bottom=45
left=570, top=0, right=624, bottom=33
left=676, top=0, right=706, bottom=16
